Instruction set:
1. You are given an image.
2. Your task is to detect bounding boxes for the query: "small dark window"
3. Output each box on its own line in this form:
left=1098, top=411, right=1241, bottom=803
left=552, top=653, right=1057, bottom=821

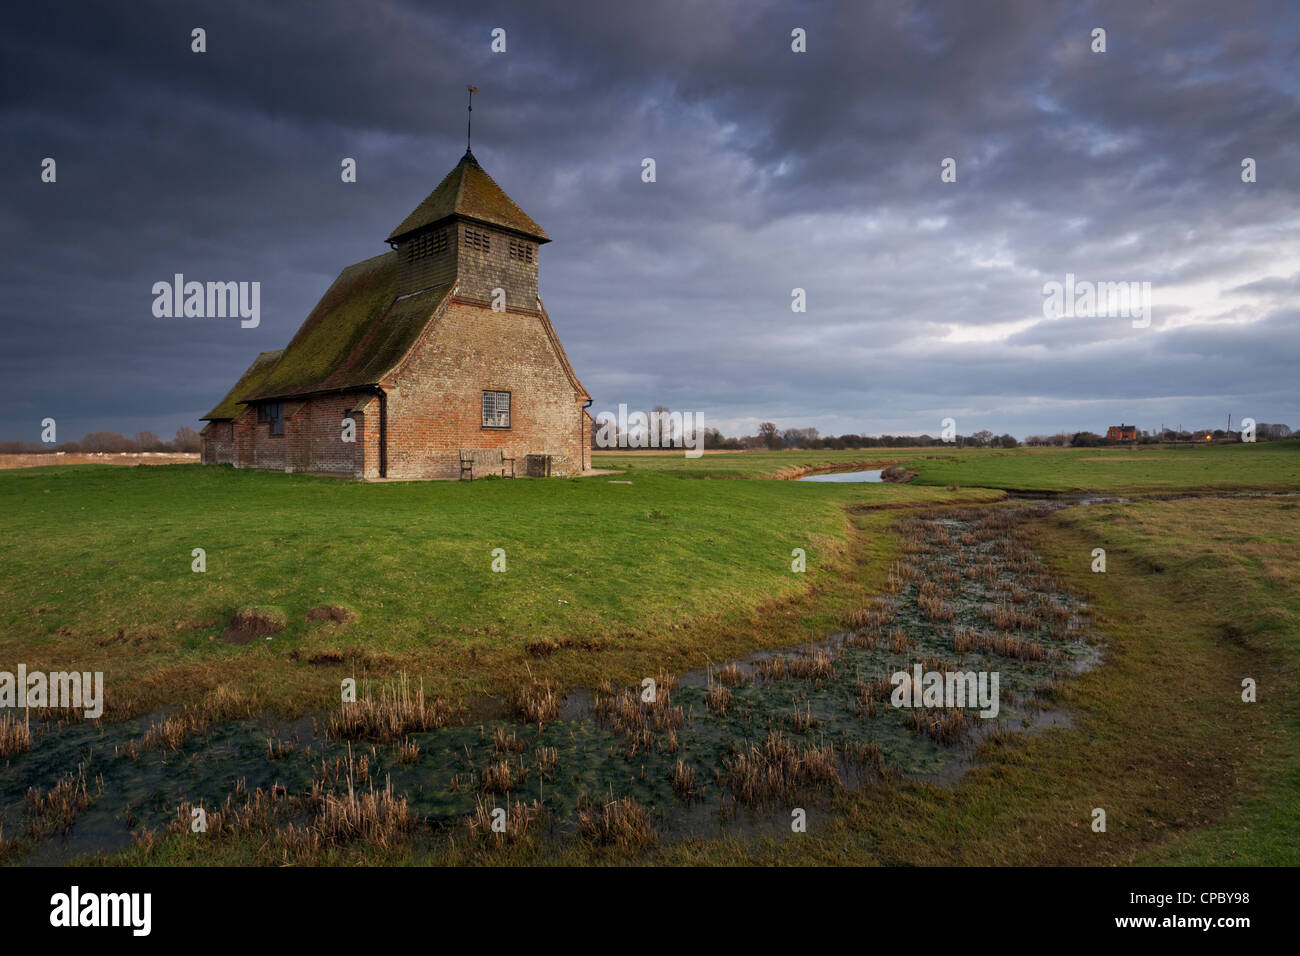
left=482, top=390, right=510, bottom=429
left=258, top=402, right=284, bottom=436
left=464, top=227, right=491, bottom=252
left=509, top=239, right=534, bottom=263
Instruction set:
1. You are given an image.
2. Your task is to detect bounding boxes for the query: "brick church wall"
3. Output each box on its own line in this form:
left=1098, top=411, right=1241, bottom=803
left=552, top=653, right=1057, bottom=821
left=383, top=299, right=585, bottom=479
left=200, top=421, right=234, bottom=464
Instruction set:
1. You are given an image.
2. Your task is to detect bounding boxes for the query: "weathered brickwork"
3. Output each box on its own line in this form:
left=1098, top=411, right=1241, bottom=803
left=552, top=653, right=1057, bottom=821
left=232, top=407, right=286, bottom=472
left=382, top=299, right=586, bottom=478
left=200, top=420, right=234, bottom=464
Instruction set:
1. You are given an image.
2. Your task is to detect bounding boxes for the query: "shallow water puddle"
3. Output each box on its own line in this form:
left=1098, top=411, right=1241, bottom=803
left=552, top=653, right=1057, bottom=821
left=798, top=469, right=883, bottom=482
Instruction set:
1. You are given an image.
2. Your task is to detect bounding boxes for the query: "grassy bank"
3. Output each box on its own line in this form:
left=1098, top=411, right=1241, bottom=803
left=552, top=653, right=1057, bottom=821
left=0, top=462, right=995, bottom=717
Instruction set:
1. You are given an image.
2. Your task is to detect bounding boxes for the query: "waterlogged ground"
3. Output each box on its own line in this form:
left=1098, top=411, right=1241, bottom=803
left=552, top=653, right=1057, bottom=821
left=1, top=502, right=1101, bottom=863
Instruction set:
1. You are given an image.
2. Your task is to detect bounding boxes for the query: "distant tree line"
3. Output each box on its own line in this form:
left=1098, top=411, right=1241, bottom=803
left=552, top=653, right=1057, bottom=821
left=1026, top=424, right=1294, bottom=447
left=594, top=408, right=1297, bottom=453
left=703, top=424, right=1020, bottom=450
left=0, top=427, right=202, bottom=455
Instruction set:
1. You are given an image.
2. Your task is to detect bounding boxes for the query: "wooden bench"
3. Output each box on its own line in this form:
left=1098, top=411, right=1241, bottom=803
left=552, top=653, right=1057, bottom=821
left=459, top=448, right=515, bottom=481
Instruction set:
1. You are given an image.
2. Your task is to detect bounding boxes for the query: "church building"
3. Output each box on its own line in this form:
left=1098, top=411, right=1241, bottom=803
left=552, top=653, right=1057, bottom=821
left=200, top=147, right=591, bottom=479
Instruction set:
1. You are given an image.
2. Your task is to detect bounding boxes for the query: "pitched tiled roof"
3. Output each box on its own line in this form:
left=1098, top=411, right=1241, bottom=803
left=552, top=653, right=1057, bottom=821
left=201, top=349, right=284, bottom=420
left=385, top=150, right=549, bottom=244
left=538, top=299, right=590, bottom=402
left=241, top=252, right=453, bottom=403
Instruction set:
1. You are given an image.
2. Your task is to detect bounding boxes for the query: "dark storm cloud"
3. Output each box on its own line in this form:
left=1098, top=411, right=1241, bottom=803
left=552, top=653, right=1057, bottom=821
left=1, top=0, right=1296, bottom=443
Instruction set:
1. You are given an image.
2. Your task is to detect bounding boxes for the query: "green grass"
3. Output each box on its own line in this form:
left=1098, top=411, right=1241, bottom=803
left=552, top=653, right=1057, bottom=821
left=3, top=443, right=1298, bottom=867
left=592, top=448, right=897, bottom=478
left=595, top=440, right=1300, bottom=491
left=0, top=461, right=994, bottom=716
left=900, top=439, right=1300, bottom=493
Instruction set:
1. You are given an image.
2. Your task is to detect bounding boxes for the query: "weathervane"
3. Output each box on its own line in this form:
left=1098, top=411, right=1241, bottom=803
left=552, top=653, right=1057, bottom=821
left=466, top=85, right=478, bottom=153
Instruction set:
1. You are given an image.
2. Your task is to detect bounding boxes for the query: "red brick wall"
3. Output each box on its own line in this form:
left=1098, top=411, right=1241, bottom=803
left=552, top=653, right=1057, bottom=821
left=233, top=407, right=287, bottom=471
left=383, top=298, right=585, bottom=478
left=282, top=392, right=370, bottom=475
left=200, top=421, right=234, bottom=464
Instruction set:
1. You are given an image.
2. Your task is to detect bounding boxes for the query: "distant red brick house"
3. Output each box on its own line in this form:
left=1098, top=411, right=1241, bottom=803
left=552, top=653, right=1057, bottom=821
left=1106, top=424, right=1138, bottom=442
left=201, top=149, right=590, bottom=478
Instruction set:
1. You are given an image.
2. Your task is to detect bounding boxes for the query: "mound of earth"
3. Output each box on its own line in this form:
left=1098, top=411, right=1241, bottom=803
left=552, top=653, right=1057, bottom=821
left=221, top=608, right=287, bottom=645
left=881, top=465, right=916, bottom=483
left=306, top=605, right=354, bottom=625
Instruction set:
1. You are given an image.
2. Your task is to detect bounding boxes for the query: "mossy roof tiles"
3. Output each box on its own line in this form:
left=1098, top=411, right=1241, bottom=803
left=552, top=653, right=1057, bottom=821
left=241, top=253, right=452, bottom=403
left=201, top=348, right=284, bottom=420
left=385, top=151, right=548, bottom=244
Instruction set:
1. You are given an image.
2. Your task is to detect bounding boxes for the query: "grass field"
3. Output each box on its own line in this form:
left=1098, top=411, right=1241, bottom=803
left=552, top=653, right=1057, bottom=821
left=899, top=440, right=1300, bottom=493
left=595, top=440, right=1300, bottom=490
left=0, top=458, right=995, bottom=716
left=1, top=442, right=1296, bottom=866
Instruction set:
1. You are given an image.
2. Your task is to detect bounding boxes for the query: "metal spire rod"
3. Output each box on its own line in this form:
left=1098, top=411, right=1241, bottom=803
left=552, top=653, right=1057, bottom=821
left=466, top=85, right=478, bottom=152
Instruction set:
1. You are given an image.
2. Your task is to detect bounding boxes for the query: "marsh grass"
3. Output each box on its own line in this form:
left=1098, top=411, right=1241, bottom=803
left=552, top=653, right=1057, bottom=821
left=954, top=626, right=1050, bottom=661
left=593, top=680, right=685, bottom=756
left=492, top=725, right=527, bottom=753
left=327, top=674, right=457, bottom=742
left=138, top=684, right=251, bottom=752
left=480, top=757, right=527, bottom=795
left=396, top=737, right=420, bottom=764
left=25, top=763, right=102, bottom=838
left=513, top=678, right=560, bottom=729
left=903, top=707, right=969, bottom=746
left=576, top=793, right=656, bottom=848
left=534, top=745, right=558, bottom=776
left=705, top=676, right=733, bottom=716
left=724, top=731, right=841, bottom=806
left=789, top=702, right=819, bottom=732
left=0, top=711, right=31, bottom=758
left=671, top=759, right=697, bottom=800
left=465, top=794, right=545, bottom=844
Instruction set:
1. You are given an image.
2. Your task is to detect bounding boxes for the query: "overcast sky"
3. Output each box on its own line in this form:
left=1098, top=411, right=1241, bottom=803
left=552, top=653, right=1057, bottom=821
left=2, top=0, right=1297, bottom=443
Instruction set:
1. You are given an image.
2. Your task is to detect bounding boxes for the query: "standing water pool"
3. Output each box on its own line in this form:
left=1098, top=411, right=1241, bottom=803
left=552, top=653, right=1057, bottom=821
left=798, top=469, right=883, bottom=482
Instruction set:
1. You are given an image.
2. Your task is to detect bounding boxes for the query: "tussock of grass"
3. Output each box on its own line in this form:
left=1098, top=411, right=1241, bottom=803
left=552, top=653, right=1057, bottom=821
left=465, top=795, right=545, bottom=844
left=327, top=674, right=457, bottom=742
left=479, top=757, right=527, bottom=795
left=953, top=625, right=1050, bottom=661
left=0, top=711, right=31, bottom=758
left=138, top=684, right=251, bottom=752
left=592, top=679, right=684, bottom=755
left=513, top=678, right=560, bottom=729
left=576, top=793, right=655, bottom=848
left=25, top=764, right=102, bottom=838
left=671, top=760, right=697, bottom=800
left=724, top=731, right=841, bottom=805
left=903, top=707, right=969, bottom=746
